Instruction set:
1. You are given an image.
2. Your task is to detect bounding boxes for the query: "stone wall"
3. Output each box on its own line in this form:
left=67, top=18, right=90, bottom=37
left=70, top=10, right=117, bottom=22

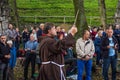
left=0, top=0, right=9, bottom=34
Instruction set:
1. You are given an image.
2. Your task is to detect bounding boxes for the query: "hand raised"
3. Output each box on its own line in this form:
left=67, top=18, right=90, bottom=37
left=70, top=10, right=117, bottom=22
left=70, top=25, right=78, bottom=36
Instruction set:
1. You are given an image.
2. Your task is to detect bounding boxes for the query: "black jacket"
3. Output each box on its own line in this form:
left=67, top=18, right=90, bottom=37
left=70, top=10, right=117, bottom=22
left=22, top=31, right=30, bottom=43
left=0, top=42, right=10, bottom=63
left=101, top=36, right=118, bottom=58
left=37, top=28, right=43, bottom=39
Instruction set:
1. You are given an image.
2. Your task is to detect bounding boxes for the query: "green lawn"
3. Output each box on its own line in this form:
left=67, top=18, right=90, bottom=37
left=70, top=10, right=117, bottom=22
left=9, top=0, right=118, bottom=26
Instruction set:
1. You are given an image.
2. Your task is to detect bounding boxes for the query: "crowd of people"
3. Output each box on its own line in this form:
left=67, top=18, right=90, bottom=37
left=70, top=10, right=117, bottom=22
left=0, top=22, right=120, bottom=80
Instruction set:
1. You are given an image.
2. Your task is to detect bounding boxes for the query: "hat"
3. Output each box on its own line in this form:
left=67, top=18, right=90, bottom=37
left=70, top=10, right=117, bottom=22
left=7, top=40, right=13, bottom=44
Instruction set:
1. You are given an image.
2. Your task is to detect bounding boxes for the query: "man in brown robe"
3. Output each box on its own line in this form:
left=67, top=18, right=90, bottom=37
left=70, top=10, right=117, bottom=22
left=37, top=22, right=77, bottom=80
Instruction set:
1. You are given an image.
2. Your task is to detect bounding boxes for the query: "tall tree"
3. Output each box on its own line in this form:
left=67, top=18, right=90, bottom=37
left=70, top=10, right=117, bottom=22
left=0, top=0, right=10, bottom=33
left=98, top=0, right=106, bottom=29
left=13, top=0, right=19, bottom=27
left=73, top=0, right=88, bottom=38
left=115, top=0, right=120, bottom=23
left=9, top=0, right=19, bottom=27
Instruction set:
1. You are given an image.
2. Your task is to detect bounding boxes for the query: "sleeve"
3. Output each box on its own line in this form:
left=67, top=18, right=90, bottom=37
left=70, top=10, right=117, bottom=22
left=76, top=39, right=85, bottom=58
left=0, top=54, right=4, bottom=58
left=22, top=32, right=26, bottom=41
left=36, top=44, right=40, bottom=54
left=88, top=40, right=95, bottom=56
left=101, top=38, right=108, bottom=51
left=94, top=38, right=100, bottom=46
left=37, top=30, right=42, bottom=38
left=48, top=33, right=75, bottom=54
left=34, top=41, right=38, bottom=50
left=114, top=37, right=119, bottom=50
left=14, top=30, right=18, bottom=39
left=25, top=42, right=28, bottom=50
left=0, top=46, right=4, bottom=58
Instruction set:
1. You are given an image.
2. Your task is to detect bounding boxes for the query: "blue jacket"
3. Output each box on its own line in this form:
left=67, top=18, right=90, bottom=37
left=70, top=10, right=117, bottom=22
left=9, top=47, right=16, bottom=68
left=94, top=37, right=102, bottom=53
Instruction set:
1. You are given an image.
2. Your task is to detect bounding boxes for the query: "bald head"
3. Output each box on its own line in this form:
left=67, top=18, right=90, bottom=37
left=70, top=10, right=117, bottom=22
left=30, top=33, right=35, bottom=41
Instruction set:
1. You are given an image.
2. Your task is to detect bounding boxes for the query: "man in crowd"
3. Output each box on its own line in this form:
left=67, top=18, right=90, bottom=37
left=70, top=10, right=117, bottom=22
left=5, top=24, right=16, bottom=41
left=114, top=24, right=120, bottom=52
left=37, top=23, right=44, bottom=39
left=94, top=30, right=103, bottom=65
left=24, top=33, right=38, bottom=80
left=37, top=22, right=77, bottom=80
left=76, top=30, right=95, bottom=80
left=22, top=27, right=29, bottom=49
left=90, top=27, right=97, bottom=41
left=101, top=28, right=118, bottom=80
left=15, top=27, right=21, bottom=57
left=0, top=35, right=11, bottom=80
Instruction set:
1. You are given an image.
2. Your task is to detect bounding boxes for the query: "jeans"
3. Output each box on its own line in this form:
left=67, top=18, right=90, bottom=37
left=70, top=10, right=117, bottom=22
left=24, top=53, right=36, bottom=80
left=96, top=51, right=101, bottom=65
left=77, top=59, right=92, bottom=80
left=0, top=62, right=8, bottom=80
left=102, top=55, right=117, bottom=80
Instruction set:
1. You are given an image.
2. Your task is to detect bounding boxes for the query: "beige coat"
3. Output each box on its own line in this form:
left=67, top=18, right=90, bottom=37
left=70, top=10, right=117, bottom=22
left=76, top=38, right=95, bottom=59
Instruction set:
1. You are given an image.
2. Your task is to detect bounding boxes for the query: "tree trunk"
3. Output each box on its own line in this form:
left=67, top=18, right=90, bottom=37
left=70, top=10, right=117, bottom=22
left=13, top=0, right=19, bottom=27
left=73, top=0, right=88, bottom=38
left=98, top=0, right=106, bottom=29
left=10, top=0, right=19, bottom=27
left=115, top=0, right=120, bottom=24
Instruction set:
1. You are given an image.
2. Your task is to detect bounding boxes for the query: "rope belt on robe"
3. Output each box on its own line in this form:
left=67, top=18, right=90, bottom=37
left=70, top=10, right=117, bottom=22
left=42, top=61, right=66, bottom=80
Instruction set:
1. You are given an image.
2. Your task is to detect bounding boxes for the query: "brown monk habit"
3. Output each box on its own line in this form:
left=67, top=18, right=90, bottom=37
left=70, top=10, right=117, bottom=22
left=37, top=33, right=75, bottom=80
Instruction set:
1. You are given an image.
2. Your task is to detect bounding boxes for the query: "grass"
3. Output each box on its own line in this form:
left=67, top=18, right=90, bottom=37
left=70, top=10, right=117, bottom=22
left=9, top=0, right=118, bottom=26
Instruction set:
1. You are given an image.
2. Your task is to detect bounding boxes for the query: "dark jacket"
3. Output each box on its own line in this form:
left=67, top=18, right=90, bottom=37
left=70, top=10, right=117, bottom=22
left=94, top=37, right=102, bottom=53
left=101, top=36, right=118, bottom=58
left=0, top=42, right=10, bottom=63
left=114, top=29, right=120, bottom=41
left=22, top=31, right=30, bottom=43
left=37, top=28, right=43, bottom=39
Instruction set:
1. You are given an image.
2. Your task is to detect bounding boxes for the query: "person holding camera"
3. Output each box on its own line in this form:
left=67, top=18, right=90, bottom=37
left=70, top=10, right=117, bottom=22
left=101, top=28, right=118, bottom=80
left=24, top=33, right=38, bottom=80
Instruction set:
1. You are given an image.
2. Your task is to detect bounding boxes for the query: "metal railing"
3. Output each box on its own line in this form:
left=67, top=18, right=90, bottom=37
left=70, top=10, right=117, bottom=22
left=19, top=16, right=114, bottom=25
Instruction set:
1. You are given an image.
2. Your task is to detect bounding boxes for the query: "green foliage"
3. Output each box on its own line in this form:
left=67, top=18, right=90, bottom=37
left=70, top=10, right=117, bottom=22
left=9, top=0, right=118, bottom=26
